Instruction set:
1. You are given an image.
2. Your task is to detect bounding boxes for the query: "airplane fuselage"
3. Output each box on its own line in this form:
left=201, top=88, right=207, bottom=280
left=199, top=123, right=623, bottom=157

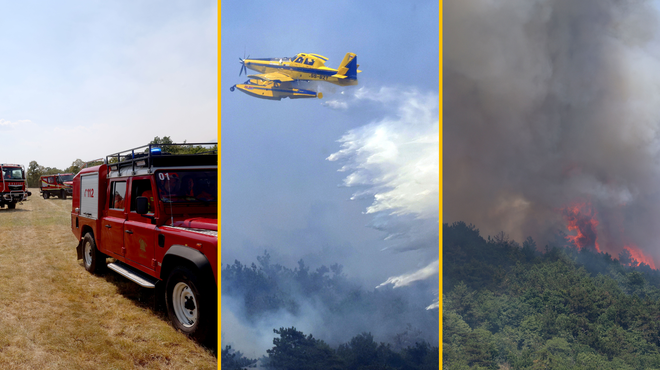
left=244, top=58, right=358, bottom=87
left=230, top=53, right=360, bottom=100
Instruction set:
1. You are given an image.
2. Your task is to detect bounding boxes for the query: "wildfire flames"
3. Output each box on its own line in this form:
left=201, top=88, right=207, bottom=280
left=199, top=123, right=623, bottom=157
left=623, top=245, right=657, bottom=270
left=560, top=202, right=657, bottom=270
left=561, top=202, right=600, bottom=252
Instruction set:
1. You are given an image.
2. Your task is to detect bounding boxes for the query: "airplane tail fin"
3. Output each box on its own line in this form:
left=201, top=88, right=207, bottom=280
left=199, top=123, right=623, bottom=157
left=335, top=53, right=360, bottom=80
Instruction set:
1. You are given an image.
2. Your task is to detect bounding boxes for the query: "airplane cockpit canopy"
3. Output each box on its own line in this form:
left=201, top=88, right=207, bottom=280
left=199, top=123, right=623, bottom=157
left=290, top=53, right=328, bottom=67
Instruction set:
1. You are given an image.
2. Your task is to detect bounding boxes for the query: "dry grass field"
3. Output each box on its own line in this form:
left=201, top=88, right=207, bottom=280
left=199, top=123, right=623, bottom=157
left=0, top=189, right=217, bottom=369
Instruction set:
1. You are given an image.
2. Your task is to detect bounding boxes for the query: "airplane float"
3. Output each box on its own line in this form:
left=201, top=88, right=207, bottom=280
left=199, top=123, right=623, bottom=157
left=229, top=52, right=361, bottom=100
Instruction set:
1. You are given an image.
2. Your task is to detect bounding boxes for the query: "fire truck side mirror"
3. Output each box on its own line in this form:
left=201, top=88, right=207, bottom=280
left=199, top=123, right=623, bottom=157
left=136, top=196, right=149, bottom=215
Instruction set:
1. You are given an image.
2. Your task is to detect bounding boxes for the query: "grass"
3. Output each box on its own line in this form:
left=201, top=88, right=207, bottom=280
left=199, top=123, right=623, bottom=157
left=0, top=189, right=217, bottom=369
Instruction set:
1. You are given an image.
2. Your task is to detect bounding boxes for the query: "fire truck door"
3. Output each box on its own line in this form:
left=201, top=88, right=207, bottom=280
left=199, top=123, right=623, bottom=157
left=123, top=178, right=156, bottom=271
left=102, top=217, right=126, bottom=257
left=124, top=220, right=156, bottom=271
left=100, top=180, right=127, bottom=257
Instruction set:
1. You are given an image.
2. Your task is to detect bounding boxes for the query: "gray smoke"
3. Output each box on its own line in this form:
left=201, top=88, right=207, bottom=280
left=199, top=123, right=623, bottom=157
left=444, top=0, right=660, bottom=262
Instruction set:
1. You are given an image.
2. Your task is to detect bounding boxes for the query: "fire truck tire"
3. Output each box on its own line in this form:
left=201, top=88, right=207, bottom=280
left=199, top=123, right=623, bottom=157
left=60, top=190, right=66, bottom=199
left=44, top=192, right=50, bottom=199
left=165, top=266, right=215, bottom=343
left=82, top=233, right=105, bottom=274
left=7, top=203, right=15, bottom=210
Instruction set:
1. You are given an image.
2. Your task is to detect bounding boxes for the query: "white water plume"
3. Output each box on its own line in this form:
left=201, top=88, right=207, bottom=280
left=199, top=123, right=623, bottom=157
left=328, top=88, right=439, bottom=294
left=377, top=259, right=439, bottom=288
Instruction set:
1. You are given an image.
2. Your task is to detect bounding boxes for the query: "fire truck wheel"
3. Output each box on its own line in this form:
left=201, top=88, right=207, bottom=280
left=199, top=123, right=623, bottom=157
left=82, top=233, right=105, bottom=274
left=165, top=266, right=215, bottom=343
left=44, top=192, right=50, bottom=199
left=7, top=203, right=15, bottom=210
left=60, top=190, right=67, bottom=199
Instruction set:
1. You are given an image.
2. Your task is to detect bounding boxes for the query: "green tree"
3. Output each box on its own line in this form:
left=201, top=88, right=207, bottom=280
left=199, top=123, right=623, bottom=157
left=27, top=161, right=44, bottom=188
left=336, top=332, right=393, bottom=370
left=221, top=345, right=257, bottom=370
left=531, top=337, right=572, bottom=370
left=148, top=136, right=217, bottom=155
left=66, top=159, right=85, bottom=174
left=267, top=327, right=343, bottom=370
left=150, top=136, right=174, bottom=145
left=459, top=329, right=496, bottom=369
left=401, top=341, right=439, bottom=370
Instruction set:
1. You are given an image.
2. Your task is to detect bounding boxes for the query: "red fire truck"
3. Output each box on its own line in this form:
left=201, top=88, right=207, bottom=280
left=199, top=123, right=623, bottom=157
left=70, top=144, right=217, bottom=342
left=40, top=173, right=74, bottom=199
left=0, top=164, right=30, bottom=209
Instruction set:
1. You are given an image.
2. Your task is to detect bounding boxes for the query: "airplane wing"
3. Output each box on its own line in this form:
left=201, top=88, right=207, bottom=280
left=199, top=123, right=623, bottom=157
left=247, top=72, right=295, bottom=82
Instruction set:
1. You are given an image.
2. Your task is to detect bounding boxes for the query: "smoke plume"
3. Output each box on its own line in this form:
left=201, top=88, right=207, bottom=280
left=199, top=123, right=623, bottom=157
left=444, top=0, right=660, bottom=266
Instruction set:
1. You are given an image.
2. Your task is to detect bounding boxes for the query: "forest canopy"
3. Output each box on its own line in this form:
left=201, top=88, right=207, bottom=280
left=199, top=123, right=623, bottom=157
left=444, top=221, right=660, bottom=369
left=222, top=253, right=438, bottom=368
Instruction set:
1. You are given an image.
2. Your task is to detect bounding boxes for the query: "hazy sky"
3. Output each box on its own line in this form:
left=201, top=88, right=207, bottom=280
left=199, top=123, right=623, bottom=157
left=0, top=1, right=217, bottom=170
left=221, top=0, right=439, bottom=288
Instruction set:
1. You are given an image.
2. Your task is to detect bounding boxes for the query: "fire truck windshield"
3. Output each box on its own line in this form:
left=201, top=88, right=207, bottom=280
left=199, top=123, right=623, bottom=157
left=59, top=174, right=74, bottom=182
left=155, top=170, right=216, bottom=204
left=2, top=168, right=23, bottom=180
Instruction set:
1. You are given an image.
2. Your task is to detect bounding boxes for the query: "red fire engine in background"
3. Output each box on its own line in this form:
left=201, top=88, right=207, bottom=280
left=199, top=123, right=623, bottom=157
left=70, top=143, right=217, bottom=343
left=40, top=173, right=74, bottom=199
left=0, top=164, right=31, bottom=209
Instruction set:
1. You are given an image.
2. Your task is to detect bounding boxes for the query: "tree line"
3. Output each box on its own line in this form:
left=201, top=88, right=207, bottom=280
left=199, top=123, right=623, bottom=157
left=444, top=221, right=660, bottom=369
left=222, top=327, right=438, bottom=370
left=222, top=251, right=438, bottom=347
left=25, top=136, right=217, bottom=187
left=222, top=252, right=439, bottom=367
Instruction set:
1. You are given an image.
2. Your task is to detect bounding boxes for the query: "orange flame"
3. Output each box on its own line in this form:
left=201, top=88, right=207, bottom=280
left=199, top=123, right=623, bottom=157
left=623, top=245, right=657, bottom=270
left=561, top=202, right=600, bottom=252
left=557, top=201, right=658, bottom=270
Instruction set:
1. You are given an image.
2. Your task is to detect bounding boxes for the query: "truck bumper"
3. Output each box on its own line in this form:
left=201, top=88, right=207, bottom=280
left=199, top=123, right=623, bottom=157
left=1, top=192, right=28, bottom=203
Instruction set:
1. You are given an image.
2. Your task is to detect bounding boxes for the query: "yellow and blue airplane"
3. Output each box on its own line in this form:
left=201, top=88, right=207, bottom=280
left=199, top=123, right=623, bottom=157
left=229, top=52, right=361, bottom=100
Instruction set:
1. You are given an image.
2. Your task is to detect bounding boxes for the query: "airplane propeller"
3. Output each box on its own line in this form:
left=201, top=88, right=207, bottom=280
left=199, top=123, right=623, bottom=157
left=239, top=54, right=249, bottom=76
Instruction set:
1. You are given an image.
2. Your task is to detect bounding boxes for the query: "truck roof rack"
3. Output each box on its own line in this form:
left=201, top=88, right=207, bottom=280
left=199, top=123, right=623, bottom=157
left=106, top=142, right=217, bottom=175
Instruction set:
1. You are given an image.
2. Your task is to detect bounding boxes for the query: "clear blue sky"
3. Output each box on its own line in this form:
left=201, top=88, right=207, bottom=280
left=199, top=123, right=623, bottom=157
left=0, top=1, right=217, bottom=170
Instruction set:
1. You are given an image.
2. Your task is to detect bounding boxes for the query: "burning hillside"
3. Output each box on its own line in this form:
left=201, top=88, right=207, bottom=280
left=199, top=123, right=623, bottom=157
left=623, top=244, right=656, bottom=269
left=444, top=0, right=660, bottom=269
